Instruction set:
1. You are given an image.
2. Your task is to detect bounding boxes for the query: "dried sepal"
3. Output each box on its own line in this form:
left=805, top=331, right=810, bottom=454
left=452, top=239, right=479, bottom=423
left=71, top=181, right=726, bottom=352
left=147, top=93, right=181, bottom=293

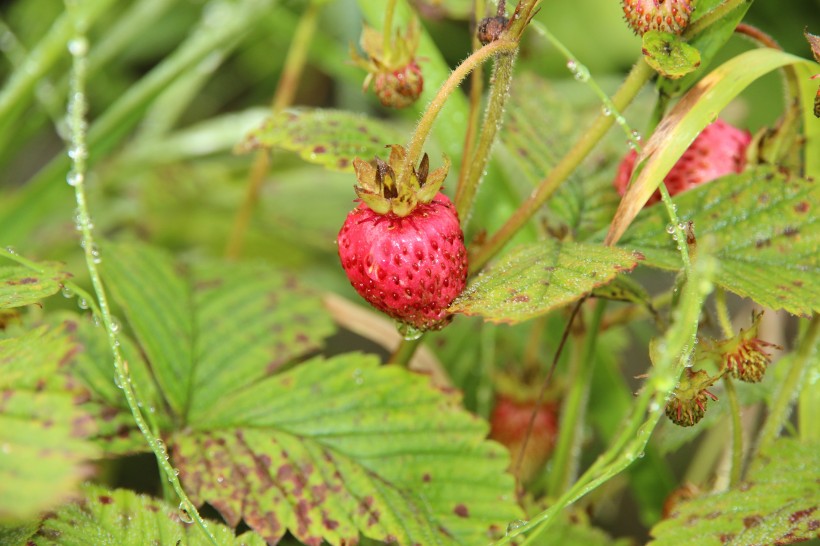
left=665, top=368, right=719, bottom=427
left=713, top=311, right=782, bottom=383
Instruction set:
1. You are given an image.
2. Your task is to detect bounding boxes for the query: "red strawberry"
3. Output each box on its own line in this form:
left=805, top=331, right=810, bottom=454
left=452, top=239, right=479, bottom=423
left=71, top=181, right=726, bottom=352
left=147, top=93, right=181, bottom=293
left=622, top=0, right=693, bottom=36
left=614, top=119, right=751, bottom=205
left=489, top=395, right=559, bottom=484
left=337, top=145, right=466, bottom=332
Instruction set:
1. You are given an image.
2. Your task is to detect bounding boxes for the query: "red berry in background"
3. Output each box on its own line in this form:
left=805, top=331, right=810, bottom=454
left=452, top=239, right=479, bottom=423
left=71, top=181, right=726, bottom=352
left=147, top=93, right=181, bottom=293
left=614, top=119, right=752, bottom=205
left=337, top=145, right=466, bottom=332
left=351, top=19, right=424, bottom=109
left=622, top=0, right=693, bottom=36
left=489, top=395, right=559, bottom=484
left=373, top=61, right=424, bottom=109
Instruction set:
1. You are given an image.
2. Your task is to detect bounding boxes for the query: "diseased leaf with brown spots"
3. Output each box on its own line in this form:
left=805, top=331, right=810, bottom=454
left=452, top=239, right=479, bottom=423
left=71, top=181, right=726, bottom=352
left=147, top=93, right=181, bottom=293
left=172, top=353, right=523, bottom=546
left=100, top=243, right=335, bottom=421
left=0, top=263, right=71, bottom=309
left=236, top=108, right=404, bottom=172
left=449, top=241, right=642, bottom=324
left=618, top=167, right=819, bottom=316
left=649, top=439, right=820, bottom=546
left=0, top=325, right=100, bottom=522
left=32, top=484, right=266, bottom=545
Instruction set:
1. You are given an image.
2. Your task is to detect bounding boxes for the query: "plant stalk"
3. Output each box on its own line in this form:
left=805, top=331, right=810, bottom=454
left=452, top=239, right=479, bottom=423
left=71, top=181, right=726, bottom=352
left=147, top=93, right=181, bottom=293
left=401, top=39, right=517, bottom=185
left=722, top=375, right=744, bottom=487
left=469, top=59, right=653, bottom=273
left=65, top=19, right=222, bottom=546
left=387, top=335, right=424, bottom=365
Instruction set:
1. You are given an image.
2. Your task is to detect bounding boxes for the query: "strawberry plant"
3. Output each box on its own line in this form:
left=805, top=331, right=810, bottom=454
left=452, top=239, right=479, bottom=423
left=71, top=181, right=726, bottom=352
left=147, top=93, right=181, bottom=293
left=1, top=0, right=818, bottom=545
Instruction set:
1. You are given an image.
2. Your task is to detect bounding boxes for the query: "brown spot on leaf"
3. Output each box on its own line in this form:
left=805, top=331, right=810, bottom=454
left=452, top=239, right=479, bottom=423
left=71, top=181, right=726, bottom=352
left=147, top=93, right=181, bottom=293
left=794, top=201, right=810, bottom=213
left=422, top=473, right=431, bottom=482
left=511, top=294, right=530, bottom=303
left=454, top=504, right=469, bottom=518
left=789, top=506, right=816, bottom=522
left=743, top=515, right=762, bottom=528
left=756, top=238, right=771, bottom=248
left=98, top=495, right=113, bottom=505
left=783, top=226, right=799, bottom=237
left=337, top=158, right=350, bottom=169
left=313, top=146, right=326, bottom=154
left=718, top=533, right=735, bottom=543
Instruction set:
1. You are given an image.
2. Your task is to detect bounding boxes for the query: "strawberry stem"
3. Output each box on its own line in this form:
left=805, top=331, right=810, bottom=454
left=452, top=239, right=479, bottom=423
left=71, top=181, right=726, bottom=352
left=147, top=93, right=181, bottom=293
left=469, top=59, right=654, bottom=274
left=382, top=0, right=397, bottom=54
left=401, top=38, right=517, bottom=189
left=387, top=335, right=424, bottom=366
left=722, top=375, right=744, bottom=487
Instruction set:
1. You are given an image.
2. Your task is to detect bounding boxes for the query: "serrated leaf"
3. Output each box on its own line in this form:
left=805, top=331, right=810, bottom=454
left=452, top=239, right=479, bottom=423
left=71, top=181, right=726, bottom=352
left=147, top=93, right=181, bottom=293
left=172, top=352, right=522, bottom=546
left=32, top=484, right=265, bottom=546
left=449, top=240, right=642, bottom=324
left=236, top=108, right=404, bottom=172
left=619, top=167, right=819, bottom=317
left=0, top=264, right=71, bottom=309
left=649, top=439, right=820, bottom=546
left=642, top=31, right=701, bottom=80
left=0, top=326, right=100, bottom=522
left=100, top=243, right=335, bottom=421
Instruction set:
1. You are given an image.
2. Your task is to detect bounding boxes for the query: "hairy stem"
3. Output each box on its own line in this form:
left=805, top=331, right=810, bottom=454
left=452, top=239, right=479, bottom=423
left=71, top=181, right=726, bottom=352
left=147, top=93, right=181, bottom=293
left=401, top=39, right=517, bottom=185
left=470, top=59, right=653, bottom=273
left=715, top=288, right=734, bottom=339
left=225, top=0, right=321, bottom=259
left=65, top=15, right=221, bottom=546
left=455, top=49, right=517, bottom=222
left=454, top=0, right=486, bottom=201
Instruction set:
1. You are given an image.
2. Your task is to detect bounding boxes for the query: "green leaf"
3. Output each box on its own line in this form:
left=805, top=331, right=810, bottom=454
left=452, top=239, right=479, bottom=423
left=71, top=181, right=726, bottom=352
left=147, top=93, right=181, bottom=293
left=100, top=242, right=335, bottom=422
left=649, top=439, right=820, bottom=546
left=236, top=108, right=404, bottom=172
left=173, top=352, right=521, bottom=546
left=498, top=74, right=627, bottom=240
left=619, top=167, right=819, bottom=317
left=657, top=0, right=752, bottom=97
left=641, top=31, right=701, bottom=80
left=0, top=263, right=71, bottom=309
left=606, top=48, right=816, bottom=244
left=31, top=484, right=266, bottom=546
left=0, top=521, right=38, bottom=546
left=449, top=240, right=642, bottom=324
left=0, top=326, right=100, bottom=523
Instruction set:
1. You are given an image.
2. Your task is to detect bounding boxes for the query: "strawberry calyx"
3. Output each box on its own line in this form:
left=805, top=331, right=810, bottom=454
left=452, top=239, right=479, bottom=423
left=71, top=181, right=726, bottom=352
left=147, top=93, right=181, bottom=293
left=352, top=145, right=450, bottom=217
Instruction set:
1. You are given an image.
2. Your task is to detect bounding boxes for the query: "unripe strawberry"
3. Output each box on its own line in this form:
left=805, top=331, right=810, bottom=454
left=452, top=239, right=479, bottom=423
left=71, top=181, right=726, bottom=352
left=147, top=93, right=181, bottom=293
left=665, top=368, right=718, bottom=427
left=713, top=311, right=782, bottom=383
left=337, top=146, right=466, bottom=331
left=489, top=395, right=559, bottom=484
left=622, top=0, right=693, bottom=36
left=372, top=61, right=423, bottom=109
left=351, top=19, right=424, bottom=109
left=614, top=119, right=751, bottom=205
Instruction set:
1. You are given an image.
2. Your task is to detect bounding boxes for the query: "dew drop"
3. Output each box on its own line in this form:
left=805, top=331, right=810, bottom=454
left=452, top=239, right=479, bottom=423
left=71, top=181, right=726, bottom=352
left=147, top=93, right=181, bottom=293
left=66, top=170, right=84, bottom=186
left=505, top=519, right=528, bottom=536
left=78, top=298, right=89, bottom=310
left=396, top=322, right=423, bottom=340
left=631, top=129, right=642, bottom=142
left=665, top=224, right=675, bottom=234
left=5, top=246, right=17, bottom=255
left=601, top=106, right=612, bottom=116
left=61, top=285, right=75, bottom=298
left=68, top=37, right=88, bottom=56
left=178, top=503, right=194, bottom=524
left=109, top=318, right=120, bottom=333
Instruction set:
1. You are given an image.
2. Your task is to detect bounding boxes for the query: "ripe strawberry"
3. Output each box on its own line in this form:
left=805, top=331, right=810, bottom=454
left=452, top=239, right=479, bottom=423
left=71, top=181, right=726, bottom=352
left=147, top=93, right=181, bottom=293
left=622, top=0, right=693, bottom=36
left=489, top=395, right=559, bottom=484
left=614, top=119, right=751, bottom=205
left=337, top=145, right=466, bottom=331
